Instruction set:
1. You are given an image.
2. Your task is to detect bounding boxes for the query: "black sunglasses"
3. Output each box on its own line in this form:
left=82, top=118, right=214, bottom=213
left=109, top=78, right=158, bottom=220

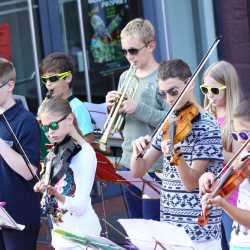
left=121, top=44, right=146, bottom=56
left=231, top=131, right=249, bottom=141
left=40, top=71, right=71, bottom=84
left=41, top=115, right=68, bottom=133
left=158, top=87, right=179, bottom=98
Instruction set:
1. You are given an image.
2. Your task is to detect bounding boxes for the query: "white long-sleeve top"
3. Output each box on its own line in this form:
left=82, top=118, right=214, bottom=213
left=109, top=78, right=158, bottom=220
left=51, top=142, right=101, bottom=249
left=230, top=178, right=250, bottom=248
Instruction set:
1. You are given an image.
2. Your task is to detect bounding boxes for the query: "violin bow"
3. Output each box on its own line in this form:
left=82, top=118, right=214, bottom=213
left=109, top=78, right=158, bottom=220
left=137, top=37, right=221, bottom=157
left=0, top=110, right=40, bottom=182
left=214, top=137, right=250, bottom=183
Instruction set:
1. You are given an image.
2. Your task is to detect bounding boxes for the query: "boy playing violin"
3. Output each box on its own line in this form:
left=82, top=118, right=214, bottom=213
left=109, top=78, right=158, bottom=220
left=131, top=59, right=224, bottom=250
left=199, top=99, right=250, bottom=250
left=0, top=58, right=41, bottom=249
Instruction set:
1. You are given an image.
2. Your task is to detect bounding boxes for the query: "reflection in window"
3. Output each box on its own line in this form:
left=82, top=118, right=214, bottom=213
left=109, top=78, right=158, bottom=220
left=58, top=0, right=142, bottom=103
left=0, top=0, right=42, bottom=113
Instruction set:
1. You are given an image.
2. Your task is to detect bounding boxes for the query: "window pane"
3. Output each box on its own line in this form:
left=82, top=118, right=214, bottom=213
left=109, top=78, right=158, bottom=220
left=0, top=0, right=42, bottom=113
left=58, top=0, right=142, bottom=103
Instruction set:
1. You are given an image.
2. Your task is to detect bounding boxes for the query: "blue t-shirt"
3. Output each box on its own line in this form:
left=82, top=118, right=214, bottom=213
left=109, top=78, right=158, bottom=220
left=0, top=101, right=41, bottom=228
left=152, top=112, right=224, bottom=242
left=69, top=97, right=93, bottom=135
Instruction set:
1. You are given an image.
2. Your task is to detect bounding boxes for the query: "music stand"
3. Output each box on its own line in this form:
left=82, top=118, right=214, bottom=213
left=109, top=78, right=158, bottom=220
left=54, top=229, right=125, bottom=249
left=0, top=206, right=25, bottom=231
left=118, top=219, right=195, bottom=250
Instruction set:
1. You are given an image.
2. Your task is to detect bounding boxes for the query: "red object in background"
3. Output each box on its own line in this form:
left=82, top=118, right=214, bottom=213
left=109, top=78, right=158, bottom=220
left=95, top=151, right=130, bottom=185
left=0, top=23, right=12, bottom=60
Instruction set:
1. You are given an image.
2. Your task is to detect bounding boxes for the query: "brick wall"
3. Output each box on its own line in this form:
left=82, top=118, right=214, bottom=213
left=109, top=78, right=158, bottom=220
left=214, top=0, right=250, bottom=98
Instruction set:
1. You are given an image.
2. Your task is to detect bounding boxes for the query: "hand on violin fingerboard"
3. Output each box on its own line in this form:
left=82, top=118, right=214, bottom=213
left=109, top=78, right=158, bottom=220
left=161, top=139, right=171, bottom=156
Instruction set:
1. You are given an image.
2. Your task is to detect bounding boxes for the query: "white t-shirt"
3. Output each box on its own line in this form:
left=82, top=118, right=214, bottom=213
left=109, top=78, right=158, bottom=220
left=230, top=177, right=250, bottom=248
left=51, top=143, right=101, bottom=249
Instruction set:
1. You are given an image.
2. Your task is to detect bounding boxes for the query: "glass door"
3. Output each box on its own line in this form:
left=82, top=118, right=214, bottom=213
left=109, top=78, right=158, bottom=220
left=58, top=0, right=142, bottom=103
left=0, top=0, right=43, bottom=113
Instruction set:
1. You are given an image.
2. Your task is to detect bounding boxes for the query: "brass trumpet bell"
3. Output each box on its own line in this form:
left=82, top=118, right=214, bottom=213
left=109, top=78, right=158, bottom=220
left=99, top=66, right=138, bottom=151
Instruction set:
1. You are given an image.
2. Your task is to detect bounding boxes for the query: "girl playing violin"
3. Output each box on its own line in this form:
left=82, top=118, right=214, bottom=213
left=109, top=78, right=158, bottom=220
left=201, top=61, right=241, bottom=249
left=34, top=97, right=101, bottom=250
left=131, top=59, right=224, bottom=250
left=199, top=99, right=250, bottom=250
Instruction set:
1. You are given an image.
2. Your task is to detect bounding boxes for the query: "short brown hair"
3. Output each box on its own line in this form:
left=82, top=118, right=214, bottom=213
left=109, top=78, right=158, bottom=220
left=120, top=18, right=155, bottom=44
left=158, top=59, right=192, bottom=82
left=0, top=58, right=16, bottom=82
left=233, top=99, right=250, bottom=121
left=40, top=52, right=75, bottom=76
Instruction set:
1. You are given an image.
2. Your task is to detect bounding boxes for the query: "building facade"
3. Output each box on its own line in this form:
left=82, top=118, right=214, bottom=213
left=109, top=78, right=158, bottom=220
left=0, top=0, right=248, bottom=114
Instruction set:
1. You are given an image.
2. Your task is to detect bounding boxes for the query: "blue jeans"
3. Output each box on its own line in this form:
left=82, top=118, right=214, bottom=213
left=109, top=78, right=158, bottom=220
left=221, top=211, right=233, bottom=250
left=121, top=168, right=160, bottom=220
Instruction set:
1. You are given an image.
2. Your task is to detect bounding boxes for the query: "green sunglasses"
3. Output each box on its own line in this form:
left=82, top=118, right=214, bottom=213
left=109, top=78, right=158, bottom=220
left=41, top=115, right=68, bottom=133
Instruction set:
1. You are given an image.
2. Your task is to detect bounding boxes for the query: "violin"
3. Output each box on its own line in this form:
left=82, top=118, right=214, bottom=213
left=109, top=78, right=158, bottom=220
left=41, top=136, right=81, bottom=219
left=43, top=135, right=81, bottom=186
left=161, top=103, right=199, bottom=162
left=198, top=139, right=250, bottom=226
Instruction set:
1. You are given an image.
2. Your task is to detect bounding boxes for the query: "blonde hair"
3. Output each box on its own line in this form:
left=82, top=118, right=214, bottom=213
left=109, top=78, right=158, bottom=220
left=38, top=97, right=72, bottom=120
left=233, top=99, right=250, bottom=122
left=120, top=18, right=155, bottom=44
left=0, top=58, right=16, bottom=82
left=203, top=61, right=240, bottom=150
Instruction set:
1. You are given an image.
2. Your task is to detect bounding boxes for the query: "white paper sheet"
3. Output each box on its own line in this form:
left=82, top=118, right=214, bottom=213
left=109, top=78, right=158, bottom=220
left=0, top=207, right=25, bottom=231
left=118, top=219, right=195, bottom=250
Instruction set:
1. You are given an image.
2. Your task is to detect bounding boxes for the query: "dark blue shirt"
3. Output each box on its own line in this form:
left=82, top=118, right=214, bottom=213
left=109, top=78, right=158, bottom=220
left=0, top=101, right=41, bottom=228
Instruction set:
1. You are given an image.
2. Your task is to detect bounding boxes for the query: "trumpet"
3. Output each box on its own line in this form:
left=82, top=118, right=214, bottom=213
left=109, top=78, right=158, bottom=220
left=99, top=65, right=138, bottom=151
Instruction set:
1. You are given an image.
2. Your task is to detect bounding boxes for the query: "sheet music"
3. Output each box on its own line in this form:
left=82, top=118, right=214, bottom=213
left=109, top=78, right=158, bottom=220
left=0, top=207, right=25, bottom=231
left=118, top=219, right=195, bottom=250
left=116, top=171, right=161, bottom=199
